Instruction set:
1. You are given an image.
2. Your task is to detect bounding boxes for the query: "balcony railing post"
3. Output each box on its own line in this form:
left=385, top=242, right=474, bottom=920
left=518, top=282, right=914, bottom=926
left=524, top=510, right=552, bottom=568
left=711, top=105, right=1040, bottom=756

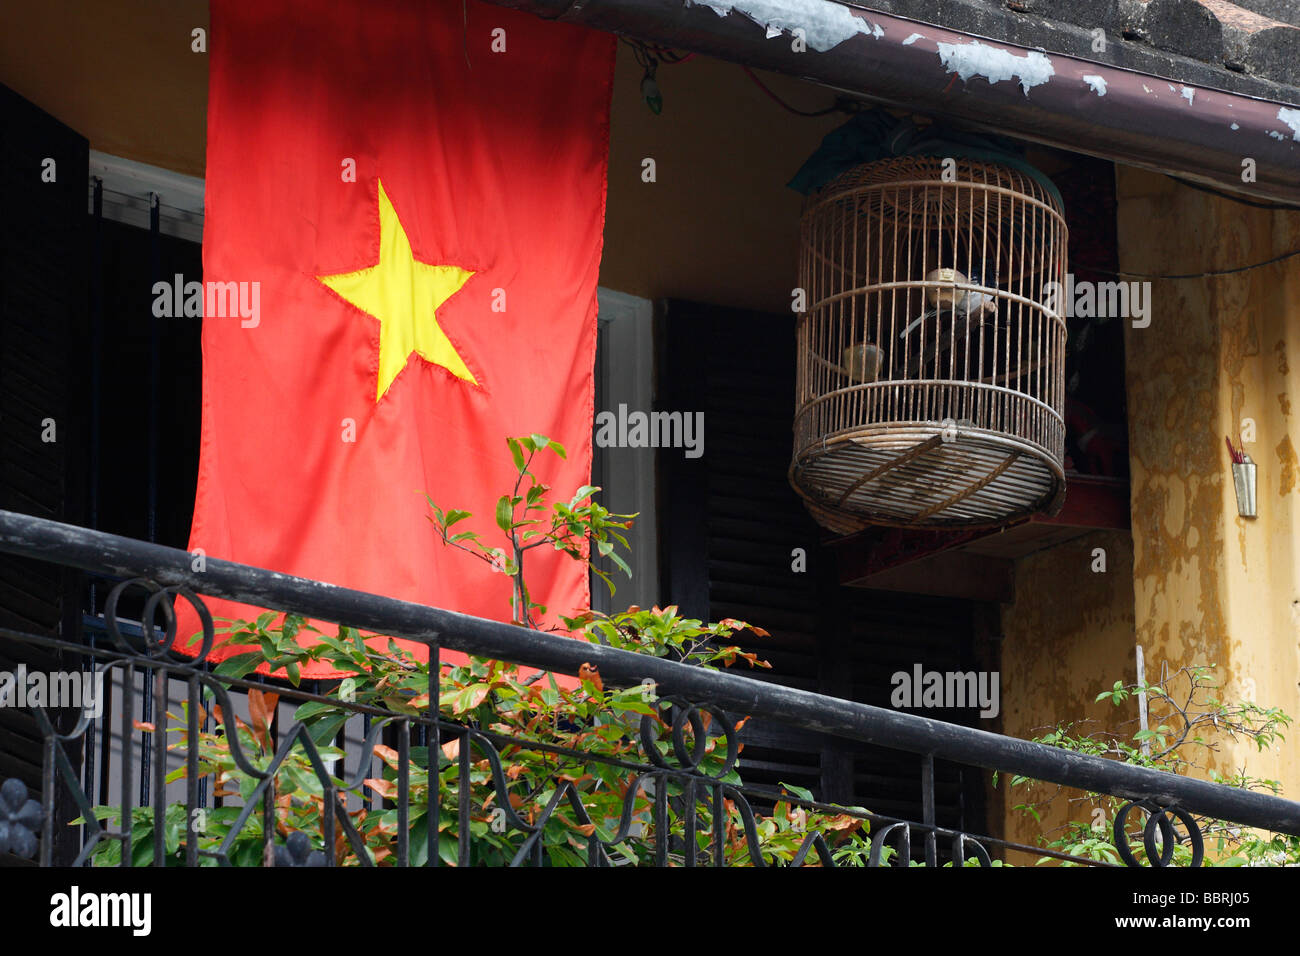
left=186, top=673, right=200, bottom=867
left=922, top=753, right=937, bottom=867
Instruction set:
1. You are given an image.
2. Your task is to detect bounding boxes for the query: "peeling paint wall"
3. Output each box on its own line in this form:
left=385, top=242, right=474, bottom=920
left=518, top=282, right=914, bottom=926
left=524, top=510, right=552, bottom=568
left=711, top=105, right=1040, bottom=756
left=1118, top=166, right=1300, bottom=811
left=996, top=530, right=1137, bottom=863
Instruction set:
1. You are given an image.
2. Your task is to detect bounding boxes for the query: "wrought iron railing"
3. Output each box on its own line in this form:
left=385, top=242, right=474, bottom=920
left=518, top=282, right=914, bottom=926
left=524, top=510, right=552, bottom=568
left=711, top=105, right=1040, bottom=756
left=2, top=508, right=1299, bottom=867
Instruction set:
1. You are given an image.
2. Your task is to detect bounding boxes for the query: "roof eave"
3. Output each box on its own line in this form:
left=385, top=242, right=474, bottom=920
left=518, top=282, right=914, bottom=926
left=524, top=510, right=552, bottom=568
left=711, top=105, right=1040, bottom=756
left=490, top=0, right=1300, bottom=205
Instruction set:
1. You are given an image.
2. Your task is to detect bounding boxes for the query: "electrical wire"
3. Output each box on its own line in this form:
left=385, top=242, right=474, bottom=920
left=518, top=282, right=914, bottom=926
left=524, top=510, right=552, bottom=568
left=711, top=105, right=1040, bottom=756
left=741, top=65, right=842, bottom=117
left=646, top=42, right=694, bottom=64
left=623, top=36, right=857, bottom=117
left=1168, top=174, right=1300, bottom=212
left=1076, top=247, right=1300, bottom=280
left=1075, top=173, right=1300, bottom=278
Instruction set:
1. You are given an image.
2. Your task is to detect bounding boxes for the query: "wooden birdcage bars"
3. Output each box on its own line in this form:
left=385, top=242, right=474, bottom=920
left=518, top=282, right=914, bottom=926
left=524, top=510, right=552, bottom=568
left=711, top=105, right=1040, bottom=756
left=790, top=156, right=1068, bottom=531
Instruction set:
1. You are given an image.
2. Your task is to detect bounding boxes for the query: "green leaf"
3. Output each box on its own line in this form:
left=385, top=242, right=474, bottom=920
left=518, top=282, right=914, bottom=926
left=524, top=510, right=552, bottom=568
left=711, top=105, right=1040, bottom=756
left=308, top=712, right=349, bottom=746
left=607, top=697, right=656, bottom=715
left=608, top=551, right=632, bottom=578
left=569, top=485, right=599, bottom=506
left=294, top=700, right=338, bottom=722
left=406, top=812, right=430, bottom=867
left=778, top=781, right=815, bottom=802
left=495, top=496, right=513, bottom=534
left=507, top=437, right=526, bottom=473
left=213, top=652, right=266, bottom=681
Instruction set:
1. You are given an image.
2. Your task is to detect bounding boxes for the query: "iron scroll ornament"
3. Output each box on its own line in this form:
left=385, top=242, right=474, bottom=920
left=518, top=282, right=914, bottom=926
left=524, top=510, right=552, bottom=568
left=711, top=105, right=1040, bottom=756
left=1113, top=800, right=1205, bottom=867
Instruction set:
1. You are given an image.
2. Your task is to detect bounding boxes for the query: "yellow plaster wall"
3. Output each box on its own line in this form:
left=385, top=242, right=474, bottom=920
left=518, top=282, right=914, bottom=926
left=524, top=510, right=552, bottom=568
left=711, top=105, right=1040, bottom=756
left=1118, top=166, right=1300, bottom=806
left=996, top=530, right=1137, bottom=863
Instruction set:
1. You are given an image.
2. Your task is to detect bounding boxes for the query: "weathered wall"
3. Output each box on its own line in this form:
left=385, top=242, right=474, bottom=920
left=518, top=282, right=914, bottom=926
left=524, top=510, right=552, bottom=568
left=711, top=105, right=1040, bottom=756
left=1119, top=166, right=1300, bottom=810
left=995, top=530, right=1137, bottom=863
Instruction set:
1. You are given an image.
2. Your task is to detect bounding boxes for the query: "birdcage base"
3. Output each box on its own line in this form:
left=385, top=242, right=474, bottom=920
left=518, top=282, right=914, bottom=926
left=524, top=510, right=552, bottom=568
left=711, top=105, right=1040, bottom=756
left=790, top=424, right=1064, bottom=531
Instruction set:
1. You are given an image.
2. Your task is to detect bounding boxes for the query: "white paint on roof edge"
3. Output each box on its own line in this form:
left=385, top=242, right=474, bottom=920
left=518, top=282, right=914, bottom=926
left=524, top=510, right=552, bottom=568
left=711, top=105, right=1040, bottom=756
left=1179, top=86, right=1195, bottom=105
left=1278, top=107, right=1300, bottom=142
left=936, top=39, right=1055, bottom=96
left=902, top=32, right=925, bottom=45
left=1082, top=75, right=1107, bottom=96
left=685, top=0, right=874, bottom=52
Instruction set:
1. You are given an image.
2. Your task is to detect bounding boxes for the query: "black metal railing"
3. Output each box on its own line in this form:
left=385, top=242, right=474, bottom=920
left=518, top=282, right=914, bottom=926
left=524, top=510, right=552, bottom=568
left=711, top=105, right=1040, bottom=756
left=2, top=507, right=1299, bottom=867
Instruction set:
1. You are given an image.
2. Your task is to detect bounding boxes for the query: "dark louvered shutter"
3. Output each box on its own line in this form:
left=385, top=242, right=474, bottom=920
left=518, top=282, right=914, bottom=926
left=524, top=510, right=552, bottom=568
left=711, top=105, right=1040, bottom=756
left=0, top=84, right=91, bottom=865
left=660, top=300, right=987, bottom=849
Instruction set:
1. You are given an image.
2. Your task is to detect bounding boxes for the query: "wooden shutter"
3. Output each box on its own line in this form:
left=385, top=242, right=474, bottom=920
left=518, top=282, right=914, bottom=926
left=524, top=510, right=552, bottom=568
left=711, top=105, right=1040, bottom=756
left=0, top=83, right=91, bottom=865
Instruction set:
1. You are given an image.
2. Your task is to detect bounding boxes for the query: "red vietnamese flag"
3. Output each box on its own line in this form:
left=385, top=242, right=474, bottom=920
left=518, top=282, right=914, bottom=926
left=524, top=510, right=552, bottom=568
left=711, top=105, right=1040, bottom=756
left=180, top=0, right=614, bottom=676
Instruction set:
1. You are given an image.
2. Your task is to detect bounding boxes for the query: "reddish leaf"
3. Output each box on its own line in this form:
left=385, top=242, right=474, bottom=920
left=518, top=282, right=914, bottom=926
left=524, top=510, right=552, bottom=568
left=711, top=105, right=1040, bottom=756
left=247, top=688, right=279, bottom=750
left=372, top=744, right=401, bottom=770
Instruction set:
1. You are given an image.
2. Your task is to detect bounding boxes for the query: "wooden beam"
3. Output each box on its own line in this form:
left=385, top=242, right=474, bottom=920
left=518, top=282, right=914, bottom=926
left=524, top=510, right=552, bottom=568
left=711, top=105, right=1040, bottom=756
left=1040, top=474, right=1130, bottom=530
left=829, top=473, right=1130, bottom=585
left=838, top=549, right=1016, bottom=603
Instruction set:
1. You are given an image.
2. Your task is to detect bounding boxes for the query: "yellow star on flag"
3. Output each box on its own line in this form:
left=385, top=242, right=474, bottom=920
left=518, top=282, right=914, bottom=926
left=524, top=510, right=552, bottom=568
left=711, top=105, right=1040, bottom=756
left=318, top=180, right=477, bottom=401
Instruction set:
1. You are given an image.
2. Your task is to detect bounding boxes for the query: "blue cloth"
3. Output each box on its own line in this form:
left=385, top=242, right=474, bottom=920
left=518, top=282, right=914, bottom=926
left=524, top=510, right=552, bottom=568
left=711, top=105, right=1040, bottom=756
left=787, top=109, right=1063, bottom=209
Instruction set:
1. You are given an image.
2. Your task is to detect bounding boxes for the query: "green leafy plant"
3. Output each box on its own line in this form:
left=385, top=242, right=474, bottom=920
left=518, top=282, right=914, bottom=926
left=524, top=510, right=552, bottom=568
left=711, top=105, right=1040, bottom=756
left=1007, top=663, right=1298, bottom=866
left=425, top=433, right=635, bottom=625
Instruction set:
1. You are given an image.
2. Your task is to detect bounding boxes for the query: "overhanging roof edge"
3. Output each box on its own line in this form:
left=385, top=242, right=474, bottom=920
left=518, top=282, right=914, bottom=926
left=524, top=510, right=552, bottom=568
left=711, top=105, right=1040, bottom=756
left=489, top=0, right=1300, bottom=205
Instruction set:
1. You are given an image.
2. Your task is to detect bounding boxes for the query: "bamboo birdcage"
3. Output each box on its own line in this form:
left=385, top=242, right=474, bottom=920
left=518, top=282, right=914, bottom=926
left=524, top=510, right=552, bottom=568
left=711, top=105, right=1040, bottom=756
left=790, top=156, right=1068, bottom=532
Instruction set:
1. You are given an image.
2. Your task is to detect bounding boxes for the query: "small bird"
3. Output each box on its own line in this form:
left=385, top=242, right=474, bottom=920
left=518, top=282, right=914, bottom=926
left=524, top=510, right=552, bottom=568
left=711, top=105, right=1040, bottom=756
left=841, top=343, right=884, bottom=384
left=578, top=662, right=603, bottom=694
left=900, top=267, right=997, bottom=340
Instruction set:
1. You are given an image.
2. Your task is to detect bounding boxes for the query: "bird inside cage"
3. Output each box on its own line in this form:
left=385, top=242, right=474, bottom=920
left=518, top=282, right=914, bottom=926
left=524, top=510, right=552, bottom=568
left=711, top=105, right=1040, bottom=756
left=902, top=267, right=997, bottom=335
left=900, top=266, right=998, bottom=379
left=840, top=342, right=884, bottom=384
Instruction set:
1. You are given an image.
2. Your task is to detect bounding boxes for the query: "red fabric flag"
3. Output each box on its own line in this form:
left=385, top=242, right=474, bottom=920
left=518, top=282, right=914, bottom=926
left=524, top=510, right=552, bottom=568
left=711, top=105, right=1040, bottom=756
left=178, top=0, right=615, bottom=676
